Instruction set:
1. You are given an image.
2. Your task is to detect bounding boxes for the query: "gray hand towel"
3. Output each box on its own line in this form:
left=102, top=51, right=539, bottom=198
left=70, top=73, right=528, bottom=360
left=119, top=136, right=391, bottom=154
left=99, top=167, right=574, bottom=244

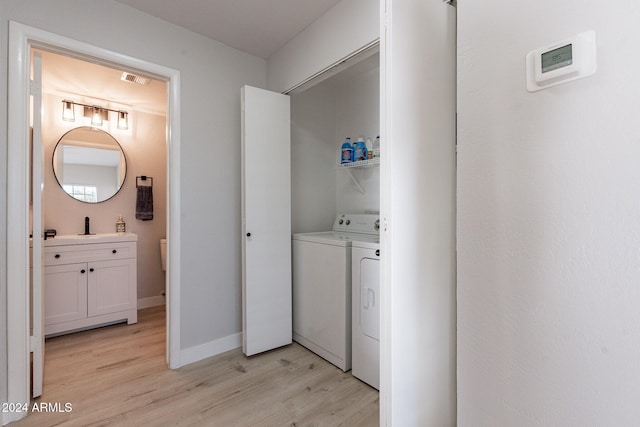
left=135, top=186, right=153, bottom=221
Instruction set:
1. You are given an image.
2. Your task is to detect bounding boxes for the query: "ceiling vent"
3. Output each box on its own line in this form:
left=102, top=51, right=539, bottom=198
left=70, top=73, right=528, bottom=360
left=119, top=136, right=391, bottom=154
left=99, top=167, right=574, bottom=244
left=121, top=72, right=151, bottom=86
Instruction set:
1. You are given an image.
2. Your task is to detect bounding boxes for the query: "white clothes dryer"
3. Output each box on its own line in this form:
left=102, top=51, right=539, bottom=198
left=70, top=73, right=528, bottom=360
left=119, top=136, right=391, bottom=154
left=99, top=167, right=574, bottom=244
left=292, top=214, right=379, bottom=372
left=352, top=238, right=380, bottom=389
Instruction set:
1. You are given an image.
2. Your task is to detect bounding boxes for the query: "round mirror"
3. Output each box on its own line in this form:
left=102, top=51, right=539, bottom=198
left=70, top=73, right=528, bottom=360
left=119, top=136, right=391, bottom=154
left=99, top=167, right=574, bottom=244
left=52, top=127, right=127, bottom=203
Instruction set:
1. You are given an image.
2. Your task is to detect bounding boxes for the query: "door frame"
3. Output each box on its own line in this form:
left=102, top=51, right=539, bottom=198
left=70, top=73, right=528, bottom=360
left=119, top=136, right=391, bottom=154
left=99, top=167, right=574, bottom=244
left=6, top=21, right=182, bottom=422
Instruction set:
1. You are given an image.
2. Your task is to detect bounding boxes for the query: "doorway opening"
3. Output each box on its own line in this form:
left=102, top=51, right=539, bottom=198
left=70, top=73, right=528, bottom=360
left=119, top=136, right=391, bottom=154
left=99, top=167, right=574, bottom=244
left=35, top=47, right=168, bottom=307
left=33, top=44, right=168, bottom=374
left=7, top=22, right=182, bottom=421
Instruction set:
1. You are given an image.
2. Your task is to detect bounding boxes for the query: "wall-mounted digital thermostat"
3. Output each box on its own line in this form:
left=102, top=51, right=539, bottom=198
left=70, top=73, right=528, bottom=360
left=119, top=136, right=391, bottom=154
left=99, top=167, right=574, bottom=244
left=526, top=30, right=597, bottom=92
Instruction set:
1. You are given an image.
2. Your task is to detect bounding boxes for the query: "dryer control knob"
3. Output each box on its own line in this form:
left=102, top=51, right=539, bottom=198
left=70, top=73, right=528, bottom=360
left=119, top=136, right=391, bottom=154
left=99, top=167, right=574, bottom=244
left=338, top=219, right=344, bottom=225
left=346, top=220, right=351, bottom=225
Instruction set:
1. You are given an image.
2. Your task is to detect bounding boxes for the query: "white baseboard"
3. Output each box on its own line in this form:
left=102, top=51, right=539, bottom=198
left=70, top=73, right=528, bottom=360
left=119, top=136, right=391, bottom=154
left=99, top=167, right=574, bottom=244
left=137, top=295, right=166, bottom=309
left=178, top=333, right=242, bottom=367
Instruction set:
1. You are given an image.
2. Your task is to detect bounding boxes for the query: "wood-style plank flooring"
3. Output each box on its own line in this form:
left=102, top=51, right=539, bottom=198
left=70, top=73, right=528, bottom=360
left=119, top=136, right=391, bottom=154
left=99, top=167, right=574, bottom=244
left=13, top=306, right=379, bottom=426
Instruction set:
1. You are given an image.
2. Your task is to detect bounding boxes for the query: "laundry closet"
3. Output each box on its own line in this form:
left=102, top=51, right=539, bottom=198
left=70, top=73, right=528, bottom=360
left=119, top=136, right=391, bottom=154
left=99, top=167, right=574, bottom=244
left=288, top=50, right=381, bottom=389
left=290, top=51, right=380, bottom=233
left=241, top=49, right=381, bottom=389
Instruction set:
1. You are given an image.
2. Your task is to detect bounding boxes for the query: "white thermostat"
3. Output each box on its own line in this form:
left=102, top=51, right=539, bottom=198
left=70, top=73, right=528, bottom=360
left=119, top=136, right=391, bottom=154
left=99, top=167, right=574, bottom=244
left=526, top=30, right=597, bottom=92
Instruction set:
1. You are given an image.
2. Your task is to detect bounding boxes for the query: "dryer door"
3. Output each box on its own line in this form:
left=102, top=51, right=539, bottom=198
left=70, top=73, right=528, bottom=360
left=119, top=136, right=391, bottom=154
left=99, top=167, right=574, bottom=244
left=360, top=257, right=380, bottom=340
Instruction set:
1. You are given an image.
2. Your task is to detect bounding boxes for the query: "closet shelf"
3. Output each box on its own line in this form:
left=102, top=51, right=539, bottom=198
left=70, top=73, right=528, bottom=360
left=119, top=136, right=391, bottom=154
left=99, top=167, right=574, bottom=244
left=338, top=158, right=380, bottom=169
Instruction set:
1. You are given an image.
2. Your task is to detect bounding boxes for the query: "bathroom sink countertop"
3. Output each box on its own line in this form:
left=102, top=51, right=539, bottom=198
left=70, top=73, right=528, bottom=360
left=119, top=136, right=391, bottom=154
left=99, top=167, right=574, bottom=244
left=44, top=232, right=138, bottom=246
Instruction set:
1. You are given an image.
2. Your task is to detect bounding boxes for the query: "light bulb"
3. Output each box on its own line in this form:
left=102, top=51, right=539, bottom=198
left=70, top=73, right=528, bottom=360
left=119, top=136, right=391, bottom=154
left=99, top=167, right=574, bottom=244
left=62, top=100, right=75, bottom=122
left=117, top=111, right=128, bottom=130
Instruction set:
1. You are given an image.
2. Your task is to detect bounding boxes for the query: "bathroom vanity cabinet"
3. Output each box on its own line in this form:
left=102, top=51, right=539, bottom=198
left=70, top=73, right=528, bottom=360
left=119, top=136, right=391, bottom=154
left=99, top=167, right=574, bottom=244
left=43, top=233, right=138, bottom=336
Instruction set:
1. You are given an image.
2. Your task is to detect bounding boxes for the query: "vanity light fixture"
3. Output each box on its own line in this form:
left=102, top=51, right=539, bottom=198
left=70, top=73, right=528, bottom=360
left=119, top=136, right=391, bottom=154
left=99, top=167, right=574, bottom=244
left=90, top=106, right=105, bottom=126
left=62, top=100, right=75, bottom=122
left=117, top=111, right=129, bottom=130
left=60, top=100, right=129, bottom=130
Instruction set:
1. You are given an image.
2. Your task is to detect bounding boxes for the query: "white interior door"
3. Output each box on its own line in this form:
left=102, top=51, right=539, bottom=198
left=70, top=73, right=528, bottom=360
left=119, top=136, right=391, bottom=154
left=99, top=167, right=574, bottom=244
left=381, top=0, right=457, bottom=424
left=30, top=50, right=45, bottom=398
left=241, top=85, right=292, bottom=356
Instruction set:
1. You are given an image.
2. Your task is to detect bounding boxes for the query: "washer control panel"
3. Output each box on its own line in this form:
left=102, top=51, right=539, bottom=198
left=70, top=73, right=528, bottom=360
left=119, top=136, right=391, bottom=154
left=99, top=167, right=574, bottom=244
left=333, top=213, right=380, bottom=235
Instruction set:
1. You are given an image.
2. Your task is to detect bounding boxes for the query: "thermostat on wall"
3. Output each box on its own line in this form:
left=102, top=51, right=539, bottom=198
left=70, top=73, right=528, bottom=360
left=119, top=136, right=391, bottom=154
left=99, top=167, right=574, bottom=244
left=526, top=30, right=597, bottom=92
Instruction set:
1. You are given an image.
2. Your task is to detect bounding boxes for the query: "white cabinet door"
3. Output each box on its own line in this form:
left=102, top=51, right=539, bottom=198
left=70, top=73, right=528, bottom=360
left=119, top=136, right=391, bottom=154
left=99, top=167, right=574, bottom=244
left=44, top=264, right=88, bottom=325
left=88, top=258, right=137, bottom=317
left=241, top=85, right=292, bottom=356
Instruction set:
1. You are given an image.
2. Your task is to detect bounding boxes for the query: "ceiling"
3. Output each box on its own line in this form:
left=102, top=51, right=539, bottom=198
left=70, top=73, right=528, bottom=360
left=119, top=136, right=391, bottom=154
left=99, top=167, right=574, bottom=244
left=39, top=49, right=167, bottom=116
left=39, top=1, right=345, bottom=117
left=113, top=0, right=343, bottom=59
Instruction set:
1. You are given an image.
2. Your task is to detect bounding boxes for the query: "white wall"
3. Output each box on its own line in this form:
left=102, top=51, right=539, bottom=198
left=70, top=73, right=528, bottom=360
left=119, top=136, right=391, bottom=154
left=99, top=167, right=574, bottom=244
left=458, top=1, right=640, bottom=425
left=267, top=0, right=379, bottom=93
left=0, top=0, right=266, bottom=396
left=333, top=60, right=379, bottom=214
left=291, top=83, right=338, bottom=233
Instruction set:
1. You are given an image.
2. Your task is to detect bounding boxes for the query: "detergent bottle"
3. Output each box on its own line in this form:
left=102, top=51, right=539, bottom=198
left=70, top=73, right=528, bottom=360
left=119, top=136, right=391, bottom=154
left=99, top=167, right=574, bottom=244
left=340, top=137, right=353, bottom=164
left=354, top=137, right=368, bottom=161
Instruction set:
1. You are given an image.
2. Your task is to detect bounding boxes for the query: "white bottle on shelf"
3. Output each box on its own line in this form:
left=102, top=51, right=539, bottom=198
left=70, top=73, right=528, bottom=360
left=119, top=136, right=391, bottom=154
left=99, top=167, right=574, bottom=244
left=373, top=136, right=380, bottom=159
left=365, top=138, right=373, bottom=159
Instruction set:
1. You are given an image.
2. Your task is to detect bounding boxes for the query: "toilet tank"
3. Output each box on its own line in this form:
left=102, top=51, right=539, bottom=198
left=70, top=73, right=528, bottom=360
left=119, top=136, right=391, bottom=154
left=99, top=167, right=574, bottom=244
left=160, top=238, right=167, bottom=271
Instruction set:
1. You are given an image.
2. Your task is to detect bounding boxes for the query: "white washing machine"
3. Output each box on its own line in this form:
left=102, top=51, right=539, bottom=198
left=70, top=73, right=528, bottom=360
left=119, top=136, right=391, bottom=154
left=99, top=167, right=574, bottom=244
left=352, top=238, right=380, bottom=389
left=292, top=214, right=379, bottom=372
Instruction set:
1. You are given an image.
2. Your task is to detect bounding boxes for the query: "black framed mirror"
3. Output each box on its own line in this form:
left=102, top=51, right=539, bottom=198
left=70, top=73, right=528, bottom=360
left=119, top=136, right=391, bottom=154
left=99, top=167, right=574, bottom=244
left=52, top=127, right=127, bottom=203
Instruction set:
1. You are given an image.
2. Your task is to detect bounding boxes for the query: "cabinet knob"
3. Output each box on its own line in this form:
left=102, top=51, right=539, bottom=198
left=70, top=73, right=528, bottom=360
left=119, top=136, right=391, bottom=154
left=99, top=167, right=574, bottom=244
left=246, top=232, right=251, bottom=237
left=112, top=249, right=117, bottom=254
left=375, top=249, right=380, bottom=257
left=80, top=269, right=86, bottom=274
left=89, top=268, right=94, bottom=272
left=54, top=254, right=61, bottom=259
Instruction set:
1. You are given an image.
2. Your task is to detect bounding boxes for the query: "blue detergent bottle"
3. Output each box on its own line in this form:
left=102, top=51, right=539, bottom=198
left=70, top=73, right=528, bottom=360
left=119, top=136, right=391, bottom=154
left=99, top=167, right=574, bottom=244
left=341, top=137, right=353, bottom=164
left=354, top=137, right=368, bottom=161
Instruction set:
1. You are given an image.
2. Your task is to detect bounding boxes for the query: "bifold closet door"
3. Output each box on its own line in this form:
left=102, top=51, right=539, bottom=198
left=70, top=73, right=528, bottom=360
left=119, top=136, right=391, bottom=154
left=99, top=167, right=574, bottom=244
left=241, top=85, right=292, bottom=356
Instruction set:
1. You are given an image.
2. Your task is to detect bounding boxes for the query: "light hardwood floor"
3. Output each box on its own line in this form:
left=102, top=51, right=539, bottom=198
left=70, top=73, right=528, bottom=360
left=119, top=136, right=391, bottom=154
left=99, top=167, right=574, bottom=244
left=13, top=306, right=379, bottom=426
